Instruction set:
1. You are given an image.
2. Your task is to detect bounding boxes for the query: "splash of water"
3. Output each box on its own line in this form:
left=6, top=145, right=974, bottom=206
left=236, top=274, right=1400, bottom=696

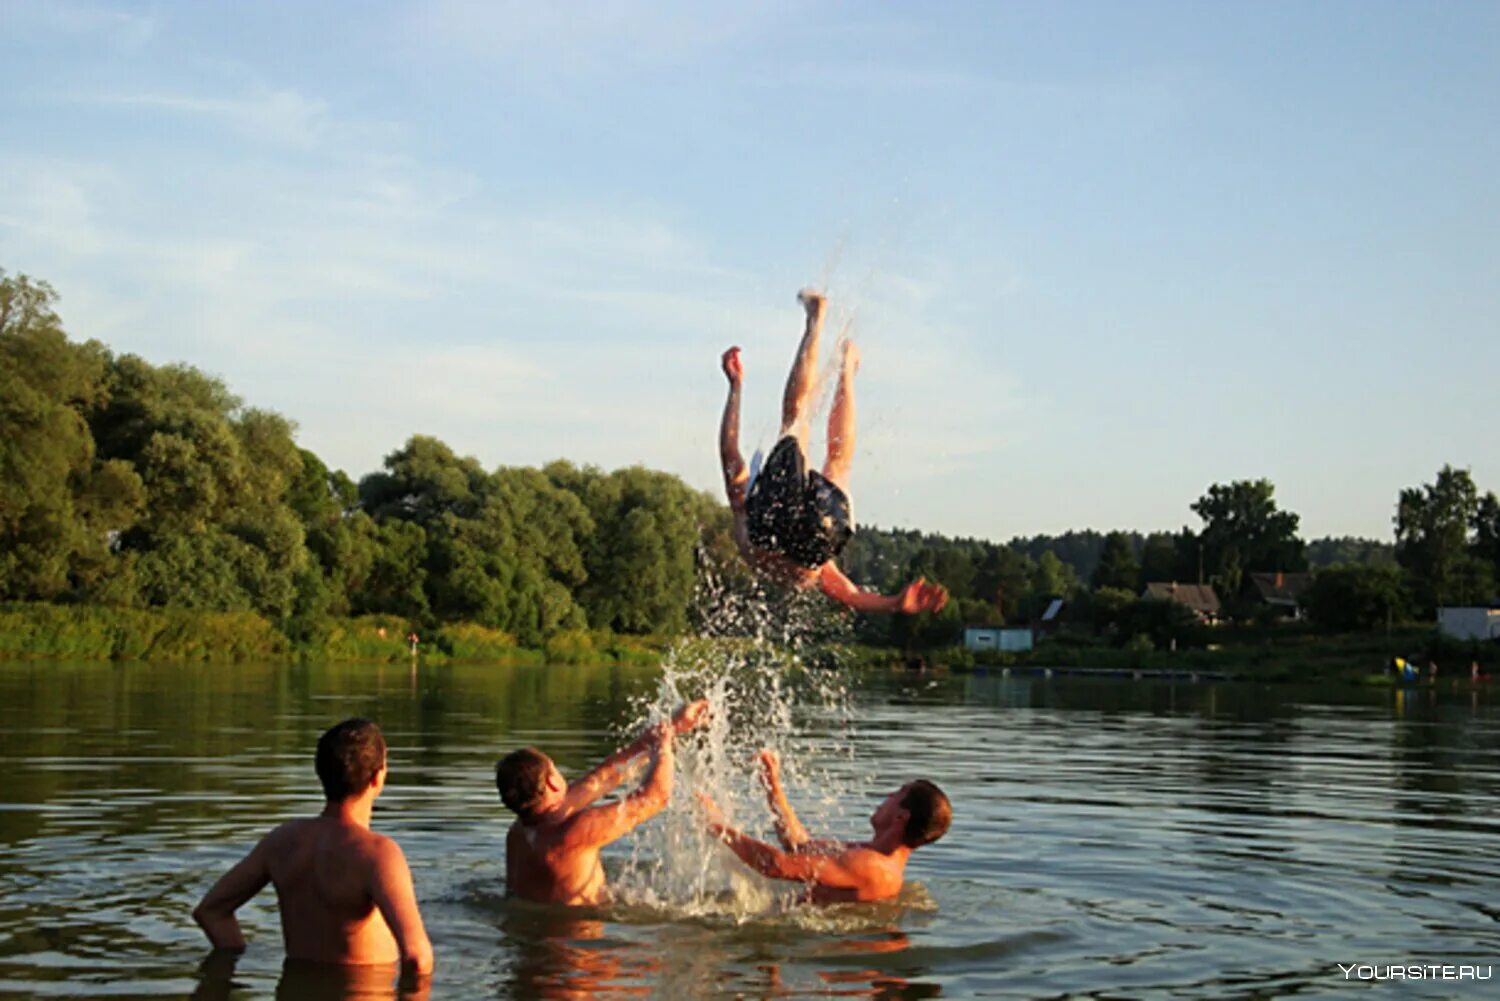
left=611, top=553, right=875, bottom=924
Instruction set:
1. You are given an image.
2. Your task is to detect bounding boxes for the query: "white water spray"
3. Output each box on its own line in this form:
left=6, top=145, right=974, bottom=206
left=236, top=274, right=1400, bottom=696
left=611, top=555, right=874, bottom=924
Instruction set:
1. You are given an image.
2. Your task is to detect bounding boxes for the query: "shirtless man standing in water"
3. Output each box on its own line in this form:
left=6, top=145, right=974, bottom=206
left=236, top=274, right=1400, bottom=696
left=495, top=699, right=710, bottom=905
left=720, top=290, right=948, bottom=614
left=192, top=718, right=434, bottom=977
left=698, top=749, right=951, bottom=903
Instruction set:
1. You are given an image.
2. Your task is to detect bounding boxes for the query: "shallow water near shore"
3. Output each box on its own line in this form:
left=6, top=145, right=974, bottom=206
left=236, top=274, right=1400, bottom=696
left=0, top=659, right=1497, bottom=998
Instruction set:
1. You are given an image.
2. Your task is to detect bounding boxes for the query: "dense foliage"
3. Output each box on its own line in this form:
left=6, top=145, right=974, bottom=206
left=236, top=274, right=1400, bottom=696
left=0, top=270, right=723, bottom=646
left=3, top=269, right=1496, bottom=658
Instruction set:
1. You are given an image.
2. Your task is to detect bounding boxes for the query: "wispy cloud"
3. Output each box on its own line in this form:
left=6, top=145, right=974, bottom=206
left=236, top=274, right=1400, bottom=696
left=72, top=89, right=389, bottom=148
left=402, top=0, right=792, bottom=73
left=1, top=0, right=156, bottom=48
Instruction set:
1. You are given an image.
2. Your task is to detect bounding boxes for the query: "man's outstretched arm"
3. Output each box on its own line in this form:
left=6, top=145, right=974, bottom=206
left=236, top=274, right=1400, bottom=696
left=562, top=701, right=708, bottom=813
left=757, top=750, right=812, bottom=851
left=564, top=723, right=676, bottom=849
left=192, top=836, right=273, bottom=950
left=704, top=813, right=865, bottom=890
left=719, top=347, right=749, bottom=511
left=817, top=563, right=949, bottom=615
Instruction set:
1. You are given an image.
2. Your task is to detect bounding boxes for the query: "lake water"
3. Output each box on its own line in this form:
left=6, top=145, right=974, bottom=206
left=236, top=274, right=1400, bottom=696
left=0, top=659, right=1497, bottom=999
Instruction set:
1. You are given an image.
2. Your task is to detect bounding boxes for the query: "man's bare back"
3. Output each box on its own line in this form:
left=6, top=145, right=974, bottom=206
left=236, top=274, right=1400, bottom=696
left=192, top=719, right=433, bottom=976
left=496, top=701, right=710, bottom=906
left=260, top=817, right=413, bottom=964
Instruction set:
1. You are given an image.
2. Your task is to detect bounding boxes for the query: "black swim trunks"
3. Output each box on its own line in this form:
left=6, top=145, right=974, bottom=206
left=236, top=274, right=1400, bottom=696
left=745, top=436, right=854, bottom=569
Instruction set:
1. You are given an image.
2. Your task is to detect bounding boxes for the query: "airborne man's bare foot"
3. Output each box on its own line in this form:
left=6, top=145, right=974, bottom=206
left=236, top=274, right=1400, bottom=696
left=841, top=338, right=861, bottom=374
left=797, top=288, right=826, bottom=322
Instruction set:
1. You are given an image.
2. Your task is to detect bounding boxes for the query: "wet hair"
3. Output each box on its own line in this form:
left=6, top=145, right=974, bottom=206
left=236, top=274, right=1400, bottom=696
left=496, top=747, right=553, bottom=818
left=315, top=718, right=387, bottom=802
left=900, top=780, right=952, bottom=848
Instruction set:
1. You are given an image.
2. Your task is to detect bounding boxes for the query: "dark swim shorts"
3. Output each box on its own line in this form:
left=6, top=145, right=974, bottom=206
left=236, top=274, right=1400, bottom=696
left=745, top=436, right=854, bottom=569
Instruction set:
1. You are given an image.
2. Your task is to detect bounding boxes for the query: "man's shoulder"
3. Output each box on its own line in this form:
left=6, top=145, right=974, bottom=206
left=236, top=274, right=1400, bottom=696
left=262, top=817, right=312, bottom=846
left=832, top=844, right=903, bottom=878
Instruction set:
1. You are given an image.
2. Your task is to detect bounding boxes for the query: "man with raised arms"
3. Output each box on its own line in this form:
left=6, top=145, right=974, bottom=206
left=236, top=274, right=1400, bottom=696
left=192, top=718, right=434, bottom=978
left=719, top=289, right=949, bottom=614
left=699, top=749, right=951, bottom=903
left=495, top=699, right=710, bottom=905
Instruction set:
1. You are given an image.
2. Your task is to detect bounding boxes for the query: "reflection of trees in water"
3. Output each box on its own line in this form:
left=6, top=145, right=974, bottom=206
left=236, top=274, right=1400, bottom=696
left=1383, top=686, right=1498, bottom=899
left=500, top=907, right=661, bottom=999
left=498, top=911, right=935, bottom=1001
left=0, top=660, right=657, bottom=845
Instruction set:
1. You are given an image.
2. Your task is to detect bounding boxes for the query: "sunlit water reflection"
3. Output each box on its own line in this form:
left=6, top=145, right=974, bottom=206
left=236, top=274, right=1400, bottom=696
left=0, top=661, right=1497, bottom=998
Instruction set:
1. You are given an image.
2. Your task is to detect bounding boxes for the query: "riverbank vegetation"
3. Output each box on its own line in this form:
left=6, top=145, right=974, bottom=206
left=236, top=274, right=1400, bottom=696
left=4, top=269, right=1498, bottom=679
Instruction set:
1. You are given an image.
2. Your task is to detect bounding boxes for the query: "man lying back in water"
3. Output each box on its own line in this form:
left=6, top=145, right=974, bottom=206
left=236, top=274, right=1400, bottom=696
left=698, top=749, right=951, bottom=903
left=495, top=699, right=710, bottom=905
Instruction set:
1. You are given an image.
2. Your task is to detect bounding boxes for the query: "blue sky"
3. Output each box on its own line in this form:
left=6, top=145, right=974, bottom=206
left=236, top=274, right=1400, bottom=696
left=2, top=1, right=1496, bottom=542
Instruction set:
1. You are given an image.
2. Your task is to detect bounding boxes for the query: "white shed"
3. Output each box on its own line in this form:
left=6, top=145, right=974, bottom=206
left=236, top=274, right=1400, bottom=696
left=1437, top=607, right=1500, bottom=642
left=964, top=627, right=1033, bottom=653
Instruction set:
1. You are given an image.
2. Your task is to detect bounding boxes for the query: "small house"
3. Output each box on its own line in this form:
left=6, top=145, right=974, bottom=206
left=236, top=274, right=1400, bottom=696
left=1250, top=571, right=1313, bottom=619
left=964, top=626, right=1034, bottom=653
left=1437, top=606, right=1500, bottom=642
left=1141, top=582, right=1222, bottom=624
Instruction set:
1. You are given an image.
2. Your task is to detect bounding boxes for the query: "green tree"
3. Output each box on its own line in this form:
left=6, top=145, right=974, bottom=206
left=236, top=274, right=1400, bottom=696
left=972, top=545, right=1033, bottom=620
left=1, top=271, right=141, bottom=602
left=1031, top=550, right=1076, bottom=598
left=1303, top=564, right=1412, bottom=632
left=1473, top=492, right=1500, bottom=579
left=1191, top=479, right=1306, bottom=597
left=1138, top=529, right=1199, bottom=587
left=1090, top=531, right=1140, bottom=591
left=548, top=462, right=713, bottom=635
left=1395, top=465, right=1495, bottom=612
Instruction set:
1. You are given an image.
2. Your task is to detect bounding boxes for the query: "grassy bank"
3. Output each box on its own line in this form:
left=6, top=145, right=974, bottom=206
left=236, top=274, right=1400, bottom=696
left=5, top=601, right=1494, bottom=684
left=902, top=626, right=1499, bottom=683
left=0, top=602, right=667, bottom=666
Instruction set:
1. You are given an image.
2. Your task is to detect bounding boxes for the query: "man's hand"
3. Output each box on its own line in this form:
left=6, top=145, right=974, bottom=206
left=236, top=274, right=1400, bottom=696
left=756, top=749, right=782, bottom=791
left=897, top=577, right=949, bottom=615
left=672, top=699, right=711, bottom=734
left=721, top=346, right=743, bottom=385
left=695, top=791, right=727, bottom=831
left=649, top=720, right=674, bottom=748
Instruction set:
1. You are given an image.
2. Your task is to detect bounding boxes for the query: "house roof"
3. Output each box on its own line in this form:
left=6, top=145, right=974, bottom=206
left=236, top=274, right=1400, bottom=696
left=1250, top=571, right=1313, bottom=606
left=1142, top=582, right=1221, bottom=615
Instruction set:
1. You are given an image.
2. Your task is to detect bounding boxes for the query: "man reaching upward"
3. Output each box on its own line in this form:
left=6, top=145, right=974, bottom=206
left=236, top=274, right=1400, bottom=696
left=699, top=749, right=951, bottom=904
left=496, top=700, right=710, bottom=906
left=719, top=290, right=948, bottom=614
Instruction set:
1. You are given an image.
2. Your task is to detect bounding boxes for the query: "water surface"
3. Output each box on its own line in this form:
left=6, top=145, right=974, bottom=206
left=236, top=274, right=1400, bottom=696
left=0, top=661, right=1497, bottom=998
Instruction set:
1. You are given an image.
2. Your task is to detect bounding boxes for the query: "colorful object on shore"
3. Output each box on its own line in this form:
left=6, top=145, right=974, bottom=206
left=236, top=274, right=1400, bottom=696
left=1388, top=657, right=1422, bottom=684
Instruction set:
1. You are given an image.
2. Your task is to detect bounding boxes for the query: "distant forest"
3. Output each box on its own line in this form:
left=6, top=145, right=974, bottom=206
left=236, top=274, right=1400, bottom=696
left=5, top=268, right=1497, bottom=651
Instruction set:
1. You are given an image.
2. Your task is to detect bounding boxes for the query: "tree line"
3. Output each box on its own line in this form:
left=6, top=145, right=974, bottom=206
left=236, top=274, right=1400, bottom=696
left=1, top=271, right=725, bottom=647
left=842, top=471, right=1499, bottom=646
left=4, top=269, right=1496, bottom=653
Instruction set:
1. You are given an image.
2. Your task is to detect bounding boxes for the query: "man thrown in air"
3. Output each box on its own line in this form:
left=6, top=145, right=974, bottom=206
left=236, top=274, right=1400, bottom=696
left=719, top=289, right=948, bottom=614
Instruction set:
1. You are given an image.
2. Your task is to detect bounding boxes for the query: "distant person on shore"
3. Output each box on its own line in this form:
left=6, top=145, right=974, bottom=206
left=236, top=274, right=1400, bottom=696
left=495, top=699, right=711, bottom=905
left=718, top=289, right=948, bottom=615
left=696, top=749, right=951, bottom=903
left=192, top=718, right=434, bottom=978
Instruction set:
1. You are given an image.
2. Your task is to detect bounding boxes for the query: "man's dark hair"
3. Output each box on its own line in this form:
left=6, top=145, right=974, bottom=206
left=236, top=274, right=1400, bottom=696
left=496, top=747, right=553, bottom=818
left=900, top=780, right=952, bottom=848
left=315, top=718, right=387, bottom=802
